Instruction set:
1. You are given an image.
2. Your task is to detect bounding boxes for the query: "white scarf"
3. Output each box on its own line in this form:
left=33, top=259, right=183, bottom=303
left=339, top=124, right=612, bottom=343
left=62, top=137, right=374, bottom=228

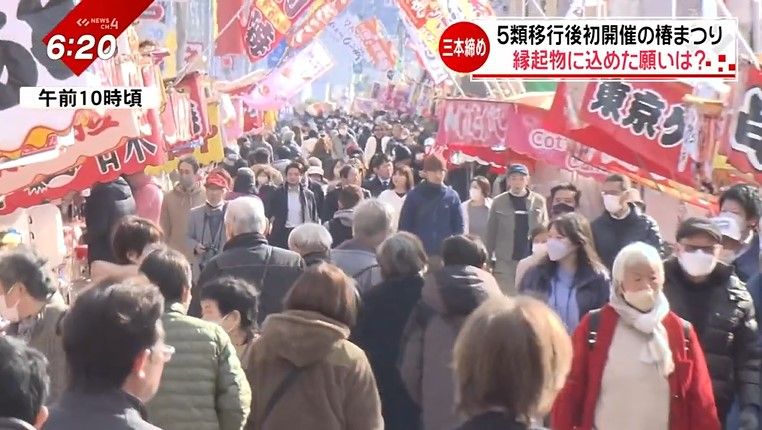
left=608, top=289, right=674, bottom=377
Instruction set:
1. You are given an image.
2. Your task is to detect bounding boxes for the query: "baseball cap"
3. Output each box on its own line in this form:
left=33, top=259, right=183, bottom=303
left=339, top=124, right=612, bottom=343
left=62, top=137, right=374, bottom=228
left=508, top=163, right=529, bottom=176
left=676, top=217, right=722, bottom=243
left=205, top=170, right=231, bottom=189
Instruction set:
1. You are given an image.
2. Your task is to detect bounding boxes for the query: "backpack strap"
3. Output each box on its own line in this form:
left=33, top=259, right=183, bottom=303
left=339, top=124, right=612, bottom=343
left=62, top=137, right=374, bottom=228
left=586, top=309, right=602, bottom=350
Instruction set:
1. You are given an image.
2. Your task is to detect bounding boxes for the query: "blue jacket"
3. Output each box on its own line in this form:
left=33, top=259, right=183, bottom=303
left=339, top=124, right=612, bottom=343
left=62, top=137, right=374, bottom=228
left=399, top=181, right=464, bottom=256
left=733, top=234, right=760, bottom=283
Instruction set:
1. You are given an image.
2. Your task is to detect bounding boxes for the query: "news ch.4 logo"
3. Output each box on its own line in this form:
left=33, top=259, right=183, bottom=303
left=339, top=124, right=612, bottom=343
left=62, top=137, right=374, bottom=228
left=18, top=0, right=157, bottom=111
left=438, top=18, right=739, bottom=81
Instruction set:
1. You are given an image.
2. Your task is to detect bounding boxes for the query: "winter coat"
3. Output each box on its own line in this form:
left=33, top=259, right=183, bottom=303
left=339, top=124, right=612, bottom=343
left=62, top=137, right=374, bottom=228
left=663, top=258, right=761, bottom=418
left=377, top=189, right=406, bottom=231
left=591, top=203, right=665, bottom=270
left=268, top=184, right=320, bottom=232
left=330, top=238, right=383, bottom=294
left=551, top=305, right=720, bottom=430
left=518, top=261, right=611, bottom=323
left=6, top=293, right=67, bottom=405
left=399, top=265, right=502, bottom=430
left=322, top=186, right=372, bottom=222
left=46, top=389, right=160, bottom=430
left=191, top=233, right=305, bottom=323
left=0, top=418, right=35, bottom=430
left=325, top=208, right=355, bottom=248
left=147, top=303, right=251, bottom=430
left=485, top=190, right=547, bottom=264
left=186, top=204, right=228, bottom=278
left=454, top=412, right=537, bottom=430
left=305, top=179, right=326, bottom=219
left=353, top=275, right=425, bottom=430
left=85, top=178, right=136, bottom=264
left=161, top=183, right=205, bottom=260
left=399, top=181, right=465, bottom=256
left=733, top=234, right=760, bottom=283
left=245, top=310, right=383, bottom=430
left=364, top=176, right=393, bottom=197
left=253, top=183, right=277, bottom=215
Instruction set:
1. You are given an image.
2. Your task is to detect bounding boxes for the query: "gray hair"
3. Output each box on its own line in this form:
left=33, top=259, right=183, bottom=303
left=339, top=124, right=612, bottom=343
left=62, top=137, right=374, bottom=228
left=353, top=199, right=394, bottom=239
left=225, top=196, right=267, bottom=236
left=288, top=223, right=333, bottom=255
left=377, top=232, right=428, bottom=279
left=611, top=242, right=664, bottom=292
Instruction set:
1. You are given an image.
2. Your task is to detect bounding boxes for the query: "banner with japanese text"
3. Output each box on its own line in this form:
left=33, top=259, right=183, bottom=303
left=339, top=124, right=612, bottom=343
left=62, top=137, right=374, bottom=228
left=395, top=0, right=446, bottom=55
left=0, top=0, right=101, bottom=159
left=723, top=66, right=762, bottom=182
left=242, top=0, right=314, bottom=61
left=356, top=18, right=397, bottom=71
left=242, top=42, right=334, bottom=110
left=325, top=12, right=369, bottom=65
left=287, top=0, right=351, bottom=50
left=400, top=14, right=448, bottom=84
left=547, top=80, right=695, bottom=186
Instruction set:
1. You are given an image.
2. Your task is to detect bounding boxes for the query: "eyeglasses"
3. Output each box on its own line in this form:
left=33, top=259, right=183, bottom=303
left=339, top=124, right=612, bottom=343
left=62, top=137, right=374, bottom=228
left=151, top=344, right=175, bottom=363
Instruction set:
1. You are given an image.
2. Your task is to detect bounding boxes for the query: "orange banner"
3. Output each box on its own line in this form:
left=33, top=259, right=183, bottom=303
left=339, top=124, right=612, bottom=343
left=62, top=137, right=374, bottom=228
left=356, top=18, right=398, bottom=71
left=288, top=0, right=351, bottom=49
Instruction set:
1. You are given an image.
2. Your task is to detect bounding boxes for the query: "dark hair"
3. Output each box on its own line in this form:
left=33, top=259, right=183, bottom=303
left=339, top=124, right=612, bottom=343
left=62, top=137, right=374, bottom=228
left=0, top=336, right=49, bottom=424
left=471, top=176, right=491, bottom=197
left=284, top=263, right=358, bottom=327
left=250, top=148, right=271, bottom=166
left=339, top=164, right=358, bottom=179
left=530, top=225, right=549, bottom=242
left=676, top=217, right=722, bottom=243
left=370, top=153, right=392, bottom=171
left=285, top=161, right=305, bottom=175
left=604, top=174, right=631, bottom=191
left=550, top=182, right=581, bottom=205
left=111, top=216, right=164, bottom=265
left=339, top=185, right=363, bottom=209
left=720, top=183, right=761, bottom=221
left=393, top=165, right=415, bottom=191
left=64, top=277, right=164, bottom=392
left=200, top=277, right=259, bottom=330
left=139, top=247, right=191, bottom=303
left=547, top=213, right=605, bottom=272
left=312, top=137, right=332, bottom=157
left=442, top=235, right=489, bottom=268
left=0, top=249, right=55, bottom=301
left=178, top=155, right=200, bottom=173
left=138, top=40, right=158, bottom=50
left=423, top=154, right=446, bottom=172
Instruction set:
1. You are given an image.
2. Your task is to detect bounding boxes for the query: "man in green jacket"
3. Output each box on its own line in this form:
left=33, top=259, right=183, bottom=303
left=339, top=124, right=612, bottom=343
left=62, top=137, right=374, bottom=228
left=140, top=247, right=251, bottom=430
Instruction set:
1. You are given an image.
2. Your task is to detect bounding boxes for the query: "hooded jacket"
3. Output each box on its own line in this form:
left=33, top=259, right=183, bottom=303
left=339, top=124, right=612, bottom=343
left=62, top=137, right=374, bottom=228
left=245, top=310, right=383, bottom=430
left=161, top=182, right=205, bottom=260
left=85, top=178, right=136, bottom=264
left=399, top=265, right=502, bottom=430
left=399, top=181, right=464, bottom=256
left=325, top=208, right=355, bottom=248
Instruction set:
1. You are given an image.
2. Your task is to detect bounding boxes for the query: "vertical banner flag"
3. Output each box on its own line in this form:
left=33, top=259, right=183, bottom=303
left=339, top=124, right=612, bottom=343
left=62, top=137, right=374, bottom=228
left=724, top=67, right=762, bottom=180
left=400, top=14, right=448, bottom=83
left=243, top=0, right=314, bottom=61
left=326, top=13, right=368, bottom=65
left=356, top=18, right=398, bottom=71
left=215, top=0, right=246, bottom=56
left=288, top=0, right=352, bottom=49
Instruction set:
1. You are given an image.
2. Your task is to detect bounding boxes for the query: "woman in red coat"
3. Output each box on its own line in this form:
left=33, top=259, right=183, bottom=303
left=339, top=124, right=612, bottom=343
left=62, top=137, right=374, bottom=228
left=551, top=242, right=719, bottom=430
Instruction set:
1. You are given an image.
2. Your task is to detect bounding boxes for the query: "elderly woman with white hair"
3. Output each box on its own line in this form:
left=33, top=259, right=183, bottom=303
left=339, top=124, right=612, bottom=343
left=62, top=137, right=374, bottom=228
left=288, top=223, right=333, bottom=267
left=552, top=242, right=719, bottom=430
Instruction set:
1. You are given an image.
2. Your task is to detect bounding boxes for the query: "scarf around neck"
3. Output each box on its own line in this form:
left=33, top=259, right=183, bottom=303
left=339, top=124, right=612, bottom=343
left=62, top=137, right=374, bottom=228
left=608, top=288, right=674, bottom=377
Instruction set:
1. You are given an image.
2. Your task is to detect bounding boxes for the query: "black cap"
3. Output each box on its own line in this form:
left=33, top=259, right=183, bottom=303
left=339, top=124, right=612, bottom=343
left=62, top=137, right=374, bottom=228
left=676, top=217, right=722, bottom=243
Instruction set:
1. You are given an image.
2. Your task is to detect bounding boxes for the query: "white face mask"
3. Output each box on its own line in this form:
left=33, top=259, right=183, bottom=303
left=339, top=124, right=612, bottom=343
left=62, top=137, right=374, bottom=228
left=623, top=288, right=656, bottom=312
left=678, top=250, right=718, bottom=277
left=0, top=286, right=20, bottom=323
left=603, top=194, right=623, bottom=214
left=546, top=238, right=575, bottom=261
left=469, top=188, right=482, bottom=201
left=532, top=242, right=548, bottom=256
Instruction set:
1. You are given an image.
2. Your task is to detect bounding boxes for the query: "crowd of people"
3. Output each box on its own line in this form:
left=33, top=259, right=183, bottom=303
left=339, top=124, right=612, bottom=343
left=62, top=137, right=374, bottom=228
left=0, top=111, right=761, bottom=430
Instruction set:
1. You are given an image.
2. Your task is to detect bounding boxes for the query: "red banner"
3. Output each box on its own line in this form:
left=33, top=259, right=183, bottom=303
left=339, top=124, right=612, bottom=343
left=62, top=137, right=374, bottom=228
left=288, top=0, right=351, bottom=49
left=356, top=18, right=398, bottom=71
left=216, top=0, right=246, bottom=56
left=546, top=81, right=695, bottom=186
left=174, top=72, right=210, bottom=139
left=395, top=0, right=436, bottom=29
left=243, top=0, right=315, bottom=61
left=723, top=67, right=762, bottom=182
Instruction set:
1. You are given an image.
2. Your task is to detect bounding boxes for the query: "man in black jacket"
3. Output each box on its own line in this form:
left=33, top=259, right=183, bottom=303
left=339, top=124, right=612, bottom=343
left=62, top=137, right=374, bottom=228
left=267, top=161, right=320, bottom=249
left=591, top=174, right=664, bottom=269
left=664, top=217, right=760, bottom=428
left=190, top=196, right=305, bottom=322
left=323, top=164, right=371, bottom=221
left=85, top=177, right=136, bottom=264
left=363, top=154, right=394, bottom=197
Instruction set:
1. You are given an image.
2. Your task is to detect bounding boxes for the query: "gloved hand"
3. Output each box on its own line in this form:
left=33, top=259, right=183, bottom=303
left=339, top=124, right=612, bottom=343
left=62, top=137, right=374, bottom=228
left=739, top=406, right=759, bottom=430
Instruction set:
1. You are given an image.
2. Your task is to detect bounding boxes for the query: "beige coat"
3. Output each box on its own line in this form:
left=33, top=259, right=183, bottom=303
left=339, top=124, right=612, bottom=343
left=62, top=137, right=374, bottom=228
left=160, top=184, right=205, bottom=260
left=245, top=310, right=383, bottom=430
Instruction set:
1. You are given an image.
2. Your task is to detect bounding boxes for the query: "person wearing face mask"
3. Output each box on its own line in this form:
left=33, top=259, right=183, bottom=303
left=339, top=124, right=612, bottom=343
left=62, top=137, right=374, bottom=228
left=200, top=277, right=260, bottom=369
left=486, top=164, right=548, bottom=295
left=591, top=174, right=664, bottom=271
left=161, top=155, right=206, bottom=261
left=187, top=169, right=232, bottom=280
left=663, top=217, right=761, bottom=429
left=0, top=249, right=68, bottom=407
left=549, top=183, right=581, bottom=218
left=252, top=167, right=278, bottom=214
left=515, top=225, right=549, bottom=290
left=461, top=176, right=493, bottom=244
left=712, top=214, right=744, bottom=265
left=139, top=248, right=251, bottom=430
left=718, top=184, right=762, bottom=283
left=552, top=242, right=719, bottom=430
left=519, top=213, right=610, bottom=333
